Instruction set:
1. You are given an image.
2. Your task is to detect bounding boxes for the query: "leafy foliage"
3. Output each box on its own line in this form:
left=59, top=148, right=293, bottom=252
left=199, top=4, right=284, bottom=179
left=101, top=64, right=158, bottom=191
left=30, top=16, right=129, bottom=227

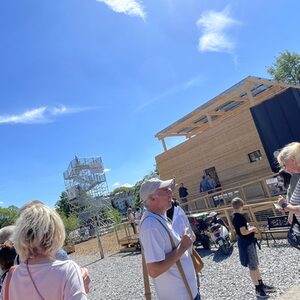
left=110, top=186, right=132, bottom=196
left=0, top=207, right=19, bottom=229
left=102, top=207, right=122, bottom=224
left=59, top=212, right=80, bottom=240
left=55, top=192, right=73, bottom=217
left=267, top=50, right=300, bottom=85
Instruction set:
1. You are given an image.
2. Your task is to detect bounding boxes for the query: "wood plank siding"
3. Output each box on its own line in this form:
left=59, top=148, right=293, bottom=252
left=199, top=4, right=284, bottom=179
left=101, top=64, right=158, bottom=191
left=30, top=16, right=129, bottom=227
left=154, top=77, right=299, bottom=201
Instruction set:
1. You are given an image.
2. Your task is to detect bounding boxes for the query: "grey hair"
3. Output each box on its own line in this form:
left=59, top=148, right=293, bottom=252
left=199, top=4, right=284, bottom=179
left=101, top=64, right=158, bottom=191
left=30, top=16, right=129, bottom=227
left=277, top=142, right=300, bottom=167
left=0, top=226, right=16, bottom=244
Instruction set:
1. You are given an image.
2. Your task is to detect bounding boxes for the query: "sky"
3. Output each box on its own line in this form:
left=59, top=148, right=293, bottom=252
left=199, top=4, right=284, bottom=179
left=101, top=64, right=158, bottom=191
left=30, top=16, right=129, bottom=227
left=0, top=0, right=300, bottom=208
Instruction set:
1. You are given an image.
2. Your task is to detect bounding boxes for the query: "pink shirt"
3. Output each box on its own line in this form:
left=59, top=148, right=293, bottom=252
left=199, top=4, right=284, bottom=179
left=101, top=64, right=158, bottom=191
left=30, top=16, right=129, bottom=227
left=4, top=260, right=87, bottom=300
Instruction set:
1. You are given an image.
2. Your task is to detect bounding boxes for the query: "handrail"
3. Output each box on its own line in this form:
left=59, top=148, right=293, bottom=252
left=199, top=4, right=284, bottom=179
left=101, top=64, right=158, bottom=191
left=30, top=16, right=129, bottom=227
left=180, top=172, right=282, bottom=210
left=187, top=199, right=285, bottom=241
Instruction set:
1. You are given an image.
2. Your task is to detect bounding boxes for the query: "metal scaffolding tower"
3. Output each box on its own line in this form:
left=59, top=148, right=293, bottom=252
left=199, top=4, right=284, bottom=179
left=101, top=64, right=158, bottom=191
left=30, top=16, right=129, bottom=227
left=63, top=156, right=109, bottom=203
left=63, top=156, right=114, bottom=258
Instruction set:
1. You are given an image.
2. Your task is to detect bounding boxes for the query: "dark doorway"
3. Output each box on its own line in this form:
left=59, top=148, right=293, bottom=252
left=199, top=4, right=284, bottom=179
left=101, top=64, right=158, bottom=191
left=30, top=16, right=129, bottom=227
left=204, top=167, right=221, bottom=188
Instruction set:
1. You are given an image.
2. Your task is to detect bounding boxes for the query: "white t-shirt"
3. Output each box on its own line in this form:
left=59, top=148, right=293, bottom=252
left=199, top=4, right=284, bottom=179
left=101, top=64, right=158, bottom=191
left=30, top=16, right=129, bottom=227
left=140, top=211, right=197, bottom=300
left=4, top=260, right=87, bottom=300
left=172, top=206, right=192, bottom=238
left=135, top=211, right=142, bottom=221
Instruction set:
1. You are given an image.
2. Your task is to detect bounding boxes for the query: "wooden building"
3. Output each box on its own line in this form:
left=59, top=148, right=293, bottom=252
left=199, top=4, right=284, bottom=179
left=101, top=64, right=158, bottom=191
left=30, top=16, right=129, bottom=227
left=155, top=76, right=300, bottom=201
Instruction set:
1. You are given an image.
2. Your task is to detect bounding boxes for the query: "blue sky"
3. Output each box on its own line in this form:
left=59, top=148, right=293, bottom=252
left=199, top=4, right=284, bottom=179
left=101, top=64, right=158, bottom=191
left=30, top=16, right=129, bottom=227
left=0, top=0, right=299, bottom=208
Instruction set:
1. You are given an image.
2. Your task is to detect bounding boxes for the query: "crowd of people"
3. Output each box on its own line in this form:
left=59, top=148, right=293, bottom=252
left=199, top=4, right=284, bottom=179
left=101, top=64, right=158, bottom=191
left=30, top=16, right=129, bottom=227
left=139, top=141, right=300, bottom=300
left=0, top=201, right=89, bottom=300
left=0, top=142, right=299, bottom=299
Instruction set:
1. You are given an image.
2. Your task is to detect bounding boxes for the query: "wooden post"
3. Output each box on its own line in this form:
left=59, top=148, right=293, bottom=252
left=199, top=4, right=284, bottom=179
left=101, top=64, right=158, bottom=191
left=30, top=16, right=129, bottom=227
left=239, top=186, right=247, bottom=202
left=224, top=208, right=235, bottom=241
left=125, top=222, right=130, bottom=242
left=204, top=197, right=208, bottom=209
left=114, top=224, right=119, bottom=246
left=161, top=138, right=167, bottom=152
left=95, top=220, right=104, bottom=259
left=246, top=90, right=255, bottom=106
left=206, top=114, right=212, bottom=127
left=261, top=179, right=271, bottom=198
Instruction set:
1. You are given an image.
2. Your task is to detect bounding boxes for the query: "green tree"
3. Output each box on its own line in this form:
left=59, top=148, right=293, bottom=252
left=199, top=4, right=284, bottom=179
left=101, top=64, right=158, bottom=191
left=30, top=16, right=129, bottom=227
left=59, top=213, right=80, bottom=241
left=102, top=207, right=122, bottom=224
left=56, top=192, right=73, bottom=217
left=0, top=207, right=19, bottom=228
left=267, top=50, right=300, bottom=85
left=110, top=186, right=132, bottom=196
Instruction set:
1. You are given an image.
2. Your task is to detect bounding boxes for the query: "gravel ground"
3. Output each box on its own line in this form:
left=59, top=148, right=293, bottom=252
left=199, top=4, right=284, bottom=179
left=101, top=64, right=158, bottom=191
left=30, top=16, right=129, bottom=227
left=71, top=240, right=300, bottom=300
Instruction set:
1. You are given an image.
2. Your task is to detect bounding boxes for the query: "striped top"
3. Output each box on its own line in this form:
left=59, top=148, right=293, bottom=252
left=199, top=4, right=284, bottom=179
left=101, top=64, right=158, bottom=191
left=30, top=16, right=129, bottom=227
left=290, top=178, right=300, bottom=222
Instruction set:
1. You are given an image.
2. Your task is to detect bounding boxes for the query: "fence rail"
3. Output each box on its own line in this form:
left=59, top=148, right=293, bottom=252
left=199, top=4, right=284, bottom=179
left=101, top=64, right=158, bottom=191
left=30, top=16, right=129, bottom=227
left=182, top=173, right=284, bottom=211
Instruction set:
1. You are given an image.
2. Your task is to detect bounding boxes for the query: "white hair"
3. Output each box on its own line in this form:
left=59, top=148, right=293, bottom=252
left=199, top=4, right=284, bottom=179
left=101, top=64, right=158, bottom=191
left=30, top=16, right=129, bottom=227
left=277, top=142, right=300, bottom=167
left=13, top=204, right=65, bottom=260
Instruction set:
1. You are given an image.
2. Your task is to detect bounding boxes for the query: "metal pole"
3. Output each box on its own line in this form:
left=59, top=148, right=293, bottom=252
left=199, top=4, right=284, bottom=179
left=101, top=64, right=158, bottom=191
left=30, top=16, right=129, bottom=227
left=95, top=220, right=104, bottom=259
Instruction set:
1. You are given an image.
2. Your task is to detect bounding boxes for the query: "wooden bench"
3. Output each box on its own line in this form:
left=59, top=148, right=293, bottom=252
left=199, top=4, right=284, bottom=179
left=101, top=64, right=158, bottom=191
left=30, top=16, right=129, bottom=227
left=261, top=215, right=290, bottom=247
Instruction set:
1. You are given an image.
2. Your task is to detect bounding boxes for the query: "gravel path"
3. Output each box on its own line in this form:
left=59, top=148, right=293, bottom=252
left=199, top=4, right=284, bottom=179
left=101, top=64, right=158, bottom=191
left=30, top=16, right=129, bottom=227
left=71, top=240, right=300, bottom=300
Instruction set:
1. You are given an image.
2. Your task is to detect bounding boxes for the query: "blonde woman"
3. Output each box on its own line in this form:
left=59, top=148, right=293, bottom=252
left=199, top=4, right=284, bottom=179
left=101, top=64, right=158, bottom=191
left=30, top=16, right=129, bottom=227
left=276, top=142, right=300, bottom=222
left=2, top=204, right=87, bottom=300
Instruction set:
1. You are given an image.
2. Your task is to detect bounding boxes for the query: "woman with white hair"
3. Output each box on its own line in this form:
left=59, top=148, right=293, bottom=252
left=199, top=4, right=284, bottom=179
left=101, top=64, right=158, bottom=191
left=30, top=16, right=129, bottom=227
left=276, top=142, right=300, bottom=221
left=2, top=204, right=87, bottom=300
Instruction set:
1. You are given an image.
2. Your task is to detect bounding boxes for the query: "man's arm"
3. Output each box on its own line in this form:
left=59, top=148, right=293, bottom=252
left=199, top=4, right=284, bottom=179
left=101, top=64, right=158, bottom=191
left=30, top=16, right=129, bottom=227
left=147, top=234, right=193, bottom=278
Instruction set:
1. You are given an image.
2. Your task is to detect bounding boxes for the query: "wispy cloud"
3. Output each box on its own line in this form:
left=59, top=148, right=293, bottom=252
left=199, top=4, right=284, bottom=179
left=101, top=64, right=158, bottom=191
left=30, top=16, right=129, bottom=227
left=197, top=6, right=240, bottom=53
left=112, top=182, right=133, bottom=188
left=0, top=201, right=4, bottom=205
left=0, top=105, right=95, bottom=125
left=135, top=75, right=205, bottom=112
left=121, top=183, right=133, bottom=188
left=104, top=168, right=111, bottom=173
left=96, top=0, right=146, bottom=19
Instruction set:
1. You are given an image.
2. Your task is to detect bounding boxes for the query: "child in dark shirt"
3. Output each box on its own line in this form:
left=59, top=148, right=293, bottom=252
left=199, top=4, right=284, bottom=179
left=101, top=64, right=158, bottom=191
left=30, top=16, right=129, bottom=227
left=231, top=197, right=275, bottom=298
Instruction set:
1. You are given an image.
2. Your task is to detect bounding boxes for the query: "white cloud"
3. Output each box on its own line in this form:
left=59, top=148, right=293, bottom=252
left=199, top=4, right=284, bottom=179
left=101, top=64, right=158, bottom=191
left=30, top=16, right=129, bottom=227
left=0, top=201, right=4, bottom=205
left=112, top=182, right=133, bottom=188
left=104, top=168, right=111, bottom=173
left=197, top=7, right=240, bottom=53
left=135, top=75, right=205, bottom=112
left=120, top=183, right=133, bottom=188
left=0, top=105, right=95, bottom=125
left=97, top=0, right=146, bottom=19
left=0, top=107, right=47, bottom=124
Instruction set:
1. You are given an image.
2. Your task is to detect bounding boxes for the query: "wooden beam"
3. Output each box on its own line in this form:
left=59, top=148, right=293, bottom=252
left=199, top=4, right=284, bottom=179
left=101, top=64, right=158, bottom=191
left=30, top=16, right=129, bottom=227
left=161, top=138, right=167, bottom=152
left=246, top=90, right=255, bottom=105
left=206, top=111, right=225, bottom=116
left=247, top=76, right=300, bottom=90
left=206, top=114, right=212, bottom=127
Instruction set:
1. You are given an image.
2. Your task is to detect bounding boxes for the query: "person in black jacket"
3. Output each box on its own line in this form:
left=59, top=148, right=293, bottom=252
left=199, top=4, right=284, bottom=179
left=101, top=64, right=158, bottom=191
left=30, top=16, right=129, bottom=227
left=178, top=183, right=189, bottom=211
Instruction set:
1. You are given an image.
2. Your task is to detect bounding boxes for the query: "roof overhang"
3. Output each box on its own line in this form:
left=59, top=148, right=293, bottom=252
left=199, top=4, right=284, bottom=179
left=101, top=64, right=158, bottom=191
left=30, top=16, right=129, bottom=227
left=155, top=76, right=299, bottom=151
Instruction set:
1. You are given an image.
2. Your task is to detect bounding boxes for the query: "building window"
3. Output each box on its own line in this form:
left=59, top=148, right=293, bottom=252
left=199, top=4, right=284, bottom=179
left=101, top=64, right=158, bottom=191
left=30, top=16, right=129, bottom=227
left=248, top=150, right=262, bottom=163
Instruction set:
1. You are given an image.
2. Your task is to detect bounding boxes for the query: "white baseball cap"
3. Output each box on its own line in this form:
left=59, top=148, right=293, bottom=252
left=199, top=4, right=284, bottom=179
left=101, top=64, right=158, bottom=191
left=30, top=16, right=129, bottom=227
left=140, top=178, right=175, bottom=203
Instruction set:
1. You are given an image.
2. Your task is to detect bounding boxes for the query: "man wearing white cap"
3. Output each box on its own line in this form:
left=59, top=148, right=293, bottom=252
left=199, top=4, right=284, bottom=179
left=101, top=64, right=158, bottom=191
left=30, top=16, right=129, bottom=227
left=139, top=178, right=200, bottom=300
